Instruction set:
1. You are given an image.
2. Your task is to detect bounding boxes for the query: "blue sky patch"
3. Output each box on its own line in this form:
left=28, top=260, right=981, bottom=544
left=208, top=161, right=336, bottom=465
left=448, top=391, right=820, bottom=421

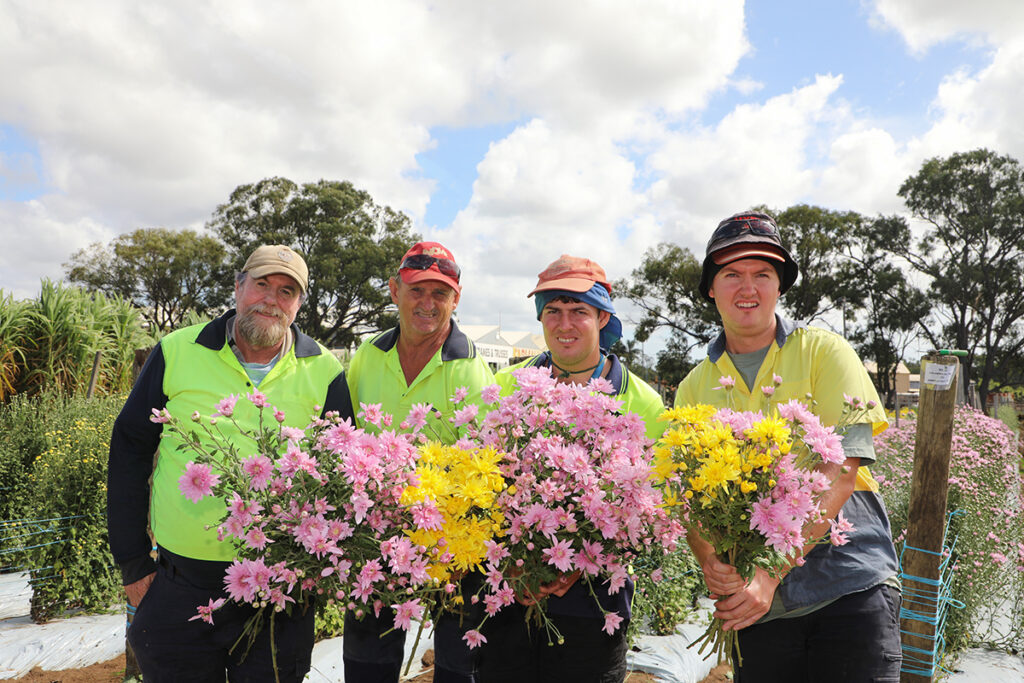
left=700, top=0, right=990, bottom=137
left=0, top=124, right=48, bottom=201
left=416, top=121, right=521, bottom=228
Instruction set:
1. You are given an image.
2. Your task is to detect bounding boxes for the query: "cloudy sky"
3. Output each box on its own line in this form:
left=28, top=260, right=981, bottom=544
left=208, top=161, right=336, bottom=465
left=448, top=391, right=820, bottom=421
left=2, top=0, right=1022, bottom=348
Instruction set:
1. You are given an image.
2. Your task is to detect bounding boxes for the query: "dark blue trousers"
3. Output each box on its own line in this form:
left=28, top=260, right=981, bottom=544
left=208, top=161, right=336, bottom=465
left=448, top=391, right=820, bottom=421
left=128, top=555, right=314, bottom=682
left=734, top=584, right=902, bottom=682
left=343, top=605, right=481, bottom=682
left=475, top=604, right=629, bottom=683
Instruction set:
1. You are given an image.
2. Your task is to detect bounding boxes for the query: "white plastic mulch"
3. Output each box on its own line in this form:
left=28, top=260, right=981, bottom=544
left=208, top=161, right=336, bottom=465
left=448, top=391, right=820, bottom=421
left=1, top=573, right=1021, bottom=681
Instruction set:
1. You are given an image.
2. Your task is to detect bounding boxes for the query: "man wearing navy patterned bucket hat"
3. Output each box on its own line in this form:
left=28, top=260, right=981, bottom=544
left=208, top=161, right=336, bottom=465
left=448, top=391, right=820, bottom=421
left=677, top=211, right=902, bottom=682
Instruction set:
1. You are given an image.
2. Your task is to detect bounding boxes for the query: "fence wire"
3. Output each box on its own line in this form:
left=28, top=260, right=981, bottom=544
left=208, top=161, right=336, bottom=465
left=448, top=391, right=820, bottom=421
left=897, top=509, right=966, bottom=678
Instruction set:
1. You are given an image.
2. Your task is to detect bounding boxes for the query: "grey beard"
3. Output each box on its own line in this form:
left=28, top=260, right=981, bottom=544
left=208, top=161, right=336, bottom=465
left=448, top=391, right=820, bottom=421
left=236, top=309, right=287, bottom=349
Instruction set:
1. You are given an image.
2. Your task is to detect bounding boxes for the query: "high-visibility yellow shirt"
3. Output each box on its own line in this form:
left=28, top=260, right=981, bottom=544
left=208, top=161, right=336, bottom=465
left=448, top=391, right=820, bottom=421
left=675, top=316, right=888, bottom=492
left=675, top=315, right=899, bottom=615
left=347, top=320, right=496, bottom=443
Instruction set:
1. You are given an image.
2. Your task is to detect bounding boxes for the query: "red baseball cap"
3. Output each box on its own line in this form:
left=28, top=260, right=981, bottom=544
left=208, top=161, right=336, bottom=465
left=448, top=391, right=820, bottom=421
left=398, top=241, right=461, bottom=292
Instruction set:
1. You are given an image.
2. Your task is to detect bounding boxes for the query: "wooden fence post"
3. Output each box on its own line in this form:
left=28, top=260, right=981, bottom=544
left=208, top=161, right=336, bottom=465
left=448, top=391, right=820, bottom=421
left=899, top=353, right=959, bottom=682
left=86, top=351, right=102, bottom=399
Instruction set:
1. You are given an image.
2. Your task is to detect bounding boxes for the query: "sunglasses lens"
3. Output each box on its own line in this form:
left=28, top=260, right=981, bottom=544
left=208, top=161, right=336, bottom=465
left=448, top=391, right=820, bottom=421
left=401, top=255, right=461, bottom=281
left=712, top=218, right=778, bottom=242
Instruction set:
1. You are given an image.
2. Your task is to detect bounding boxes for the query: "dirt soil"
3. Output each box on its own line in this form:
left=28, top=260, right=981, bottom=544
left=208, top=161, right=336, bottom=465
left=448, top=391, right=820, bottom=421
left=12, top=654, right=733, bottom=682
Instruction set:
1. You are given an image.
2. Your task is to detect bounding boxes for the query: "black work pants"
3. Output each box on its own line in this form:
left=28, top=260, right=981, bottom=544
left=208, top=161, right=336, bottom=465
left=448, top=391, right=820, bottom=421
left=128, top=555, right=314, bottom=682
left=734, top=584, right=902, bottom=683
left=476, top=603, right=628, bottom=683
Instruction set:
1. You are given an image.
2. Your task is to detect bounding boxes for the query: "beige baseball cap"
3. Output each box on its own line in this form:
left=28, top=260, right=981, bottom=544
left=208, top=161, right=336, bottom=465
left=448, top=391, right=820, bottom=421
left=242, top=245, right=309, bottom=293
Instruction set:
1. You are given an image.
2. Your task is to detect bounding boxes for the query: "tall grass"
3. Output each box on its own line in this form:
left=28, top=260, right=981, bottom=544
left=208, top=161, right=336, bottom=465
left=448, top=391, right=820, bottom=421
left=0, top=292, right=31, bottom=401
left=1, top=280, right=154, bottom=400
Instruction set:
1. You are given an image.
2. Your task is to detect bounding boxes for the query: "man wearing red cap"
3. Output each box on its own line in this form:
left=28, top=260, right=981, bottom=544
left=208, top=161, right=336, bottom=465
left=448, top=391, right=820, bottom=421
left=478, top=254, right=665, bottom=682
left=343, top=241, right=495, bottom=683
left=677, top=212, right=902, bottom=681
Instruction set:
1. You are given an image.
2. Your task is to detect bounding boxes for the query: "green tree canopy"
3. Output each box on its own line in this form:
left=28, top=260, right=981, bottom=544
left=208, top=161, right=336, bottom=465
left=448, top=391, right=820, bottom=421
left=839, top=216, right=931, bottom=405
left=773, top=204, right=863, bottom=326
left=64, top=227, right=228, bottom=333
left=890, top=148, right=1024, bottom=405
left=209, top=177, right=421, bottom=348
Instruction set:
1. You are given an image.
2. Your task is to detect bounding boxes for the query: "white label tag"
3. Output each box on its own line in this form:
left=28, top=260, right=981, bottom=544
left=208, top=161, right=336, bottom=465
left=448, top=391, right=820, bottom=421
left=922, top=360, right=957, bottom=390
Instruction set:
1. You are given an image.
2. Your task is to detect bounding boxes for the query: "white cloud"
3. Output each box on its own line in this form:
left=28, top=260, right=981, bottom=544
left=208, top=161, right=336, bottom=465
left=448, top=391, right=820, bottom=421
left=0, top=197, right=115, bottom=299
left=645, top=74, right=846, bottom=243
left=445, top=117, right=659, bottom=333
left=914, top=41, right=1024, bottom=162
left=870, top=0, right=1024, bottom=53
left=818, top=128, right=910, bottom=215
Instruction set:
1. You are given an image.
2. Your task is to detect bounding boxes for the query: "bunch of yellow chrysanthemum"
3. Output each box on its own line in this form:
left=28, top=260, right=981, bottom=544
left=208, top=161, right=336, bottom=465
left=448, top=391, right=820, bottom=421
left=402, top=442, right=507, bottom=581
left=653, top=399, right=853, bottom=668
left=652, top=405, right=791, bottom=547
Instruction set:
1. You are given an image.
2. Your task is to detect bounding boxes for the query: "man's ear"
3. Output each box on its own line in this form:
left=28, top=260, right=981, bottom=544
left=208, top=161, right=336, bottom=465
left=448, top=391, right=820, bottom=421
left=597, top=310, right=611, bottom=329
left=388, top=277, right=399, bottom=305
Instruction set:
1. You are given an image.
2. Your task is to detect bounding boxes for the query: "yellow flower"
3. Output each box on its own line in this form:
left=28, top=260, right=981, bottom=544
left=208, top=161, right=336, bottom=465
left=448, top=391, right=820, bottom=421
left=662, top=404, right=717, bottom=425
left=746, top=415, right=791, bottom=447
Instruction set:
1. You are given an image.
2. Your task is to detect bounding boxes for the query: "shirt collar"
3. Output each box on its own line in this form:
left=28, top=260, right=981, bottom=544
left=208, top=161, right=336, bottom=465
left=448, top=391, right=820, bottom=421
left=196, top=309, right=322, bottom=358
left=707, top=313, right=803, bottom=362
left=532, top=352, right=626, bottom=394
left=371, top=319, right=475, bottom=361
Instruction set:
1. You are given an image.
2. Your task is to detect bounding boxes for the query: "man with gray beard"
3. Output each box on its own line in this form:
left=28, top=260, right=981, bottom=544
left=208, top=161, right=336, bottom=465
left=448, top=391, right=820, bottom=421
left=108, top=244, right=354, bottom=682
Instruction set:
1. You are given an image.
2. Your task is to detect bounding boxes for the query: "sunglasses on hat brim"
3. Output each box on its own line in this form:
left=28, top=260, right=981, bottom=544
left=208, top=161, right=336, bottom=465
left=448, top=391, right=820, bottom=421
left=400, top=254, right=461, bottom=281
left=707, top=216, right=780, bottom=248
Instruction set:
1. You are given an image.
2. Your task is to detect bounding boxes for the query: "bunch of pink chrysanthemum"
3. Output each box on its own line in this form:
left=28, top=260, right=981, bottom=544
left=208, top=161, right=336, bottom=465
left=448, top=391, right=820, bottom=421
left=155, top=392, right=457, bottom=647
left=453, top=366, right=682, bottom=647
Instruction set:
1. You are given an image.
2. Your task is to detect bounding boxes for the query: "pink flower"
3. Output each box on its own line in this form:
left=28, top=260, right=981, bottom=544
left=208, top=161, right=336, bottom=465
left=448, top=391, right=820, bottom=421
left=392, top=598, right=424, bottom=630
left=602, top=612, right=624, bottom=635
left=829, top=512, right=856, bottom=546
left=241, top=454, right=274, bottom=491
left=481, top=384, right=501, bottom=405
left=404, top=403, right=432, bottom=431
left=360, top=403, right=384, bottom=427
left=244, top=526, right=271, bottom=550
left=803, top=423, right=845, bottom=465
left=542, top=539, right=575, bottom=572
left=279, top=427, right=305, bottom=444
left=149, top=408, right=171, bottom=424
left=214, top=395, right=238, bottom=417
left=451, top=404, right=479, bottom=427
left=178, top=462, right=220, bottom=503
left=484, top=541, right=510, bottom=565
left=772, top=374, right=783, bottom=385
left=450, top=387, right=469, bottom=404
left=761, top=385, right=775, bottom=397
left=247, top=390, right=268, bottom=408
left=717, top=375, right=736, bottom=389
left=463, top=629, right=487, bottom=649
left=273, top=407, right=286, bottom=423
left=189, top=597, right=226, bottom=624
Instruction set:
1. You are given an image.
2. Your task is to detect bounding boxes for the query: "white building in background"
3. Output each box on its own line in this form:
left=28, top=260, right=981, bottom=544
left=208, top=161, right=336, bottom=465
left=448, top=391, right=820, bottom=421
left=459, top=325, right=546, bottom=371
